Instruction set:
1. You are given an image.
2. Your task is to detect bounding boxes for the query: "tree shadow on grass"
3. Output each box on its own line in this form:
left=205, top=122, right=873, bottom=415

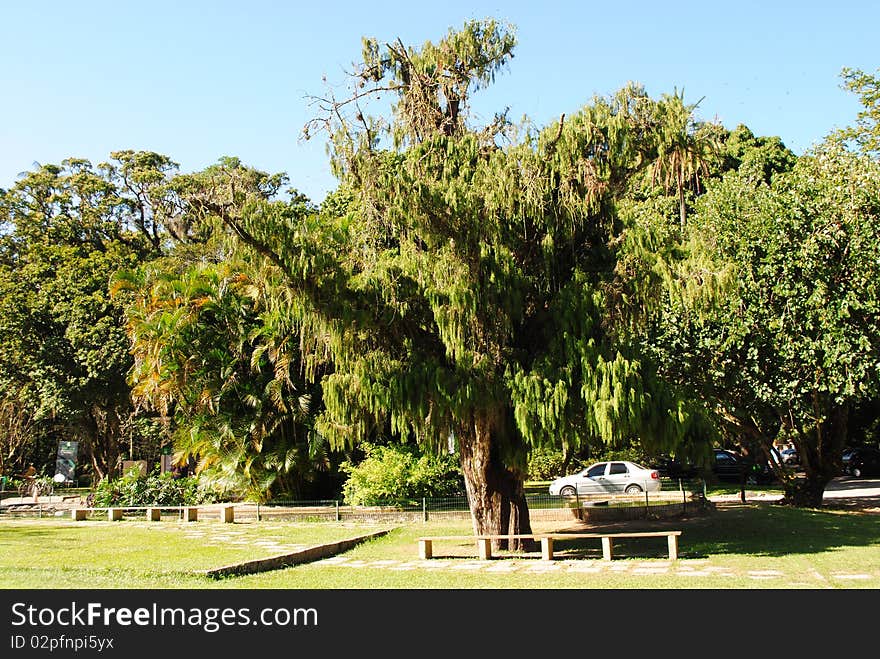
left=548, top=501, right=880, bottom=559
left=681, top=503, right=880, bottom=558
left=0, top=526, right=68, bottom=541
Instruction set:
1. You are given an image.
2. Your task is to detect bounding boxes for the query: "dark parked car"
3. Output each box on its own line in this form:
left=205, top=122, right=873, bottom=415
left=844, top=447, right=880, bottom=478
left=649, top=455, right=699, bottom=480
left=711, top=448, right=778, bottom=485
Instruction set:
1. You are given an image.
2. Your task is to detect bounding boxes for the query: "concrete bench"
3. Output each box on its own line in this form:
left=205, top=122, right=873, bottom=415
left=417, top=530, right=681, bottom=561
left=71, top=505, right=206, bottom=522
left=416, top=535, right=539, bottom=560
left=540, top=531, right=681, bottom=561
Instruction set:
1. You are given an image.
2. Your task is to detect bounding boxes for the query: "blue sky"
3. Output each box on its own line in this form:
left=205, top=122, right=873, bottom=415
left=1, top=0, right=876, bottom=203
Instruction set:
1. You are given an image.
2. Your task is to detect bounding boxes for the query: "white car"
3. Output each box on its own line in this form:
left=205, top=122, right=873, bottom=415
left=549, top=461, right=662, bottom=496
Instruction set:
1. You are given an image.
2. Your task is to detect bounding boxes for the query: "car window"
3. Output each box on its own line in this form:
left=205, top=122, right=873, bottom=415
left=586, top=463, right=607, bottom=478
left=715, top=452, right=736, bottom=464
left=609, top=462, right=628, bottom=475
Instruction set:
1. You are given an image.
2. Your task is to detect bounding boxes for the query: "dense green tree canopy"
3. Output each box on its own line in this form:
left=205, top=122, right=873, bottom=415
left=1, top=19, right=876, bottom=520
left=649, top=141, right=880, bottom=505
left=209, top=20, right=712, bottom=539
left=117, top=255, right=328, bottom=501
left=0, top=155, right=174, bottom=478
left=0, top=153, right=300, bottom=482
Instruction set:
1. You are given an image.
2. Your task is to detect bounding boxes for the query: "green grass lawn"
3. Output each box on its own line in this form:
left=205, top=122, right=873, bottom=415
left=1, top=502, right=877, bottom=589
left=0, top=519, right=389, bottom=588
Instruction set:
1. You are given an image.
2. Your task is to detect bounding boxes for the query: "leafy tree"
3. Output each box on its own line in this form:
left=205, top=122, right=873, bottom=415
left=653, top=141, right=880, bottom=506
left=648, top=90, right=721, bottom=230
left=0, top=156, right=168, bottom=479
left=712, top=124, right=797, bottom=184
left=0, top=152, right=308, bottom=486
left=0, top=401, right=39, bottom=479
left=99, top=150, right=184, bottom=251
left=837, top=67, right=880, bottom=157
left=209, top=21, right=703, bottom=543
left=117, top=251, right=330, bottom=502
left=113, top=157, right=332, bottom=502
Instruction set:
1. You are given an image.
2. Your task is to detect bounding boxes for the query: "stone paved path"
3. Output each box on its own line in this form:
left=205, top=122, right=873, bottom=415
left=180, top=525, right=310, bottom=555
left=315, top=555, right=876, bottom=583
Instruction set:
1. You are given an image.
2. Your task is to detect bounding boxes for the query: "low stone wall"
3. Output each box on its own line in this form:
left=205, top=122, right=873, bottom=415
left=568, top=499, right=713, bottom=523
left=203, top=528, right=393, bottom=578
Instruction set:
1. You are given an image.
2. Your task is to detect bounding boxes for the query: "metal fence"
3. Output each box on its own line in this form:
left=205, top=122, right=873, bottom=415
left=235, top=477, right=708, bottom=523
left=0, top=478, right=709, bottom=522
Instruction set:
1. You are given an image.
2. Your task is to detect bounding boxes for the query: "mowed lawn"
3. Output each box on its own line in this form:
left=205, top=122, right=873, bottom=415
left=1, top=502, right=879, bottom=589
left=0, top=519, right=390, bottom=588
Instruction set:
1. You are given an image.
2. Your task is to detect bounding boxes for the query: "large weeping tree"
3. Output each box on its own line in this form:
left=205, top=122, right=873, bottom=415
left=207, top=20, right=702, bottom=544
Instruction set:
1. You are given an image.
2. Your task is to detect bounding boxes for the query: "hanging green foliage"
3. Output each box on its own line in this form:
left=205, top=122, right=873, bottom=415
left=207, top=20, right=717, bottom=540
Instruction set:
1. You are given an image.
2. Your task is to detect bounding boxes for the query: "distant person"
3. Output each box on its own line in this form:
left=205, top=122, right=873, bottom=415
left=22, top=464, right=38, bottom=502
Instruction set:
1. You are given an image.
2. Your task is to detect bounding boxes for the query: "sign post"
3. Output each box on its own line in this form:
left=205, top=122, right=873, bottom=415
left=54, top=440, right=78, bottom=486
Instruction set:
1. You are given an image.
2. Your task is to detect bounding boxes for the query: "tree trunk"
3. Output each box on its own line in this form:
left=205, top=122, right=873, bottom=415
left=783, top=475, right=827, bottom=507
left=79, top=404, right=126, bottom=483
left=678, top=172, right=687, bottom=232
left=782, top=403, right=849, bottom=507
left=458, top=410, right=533, bottom=551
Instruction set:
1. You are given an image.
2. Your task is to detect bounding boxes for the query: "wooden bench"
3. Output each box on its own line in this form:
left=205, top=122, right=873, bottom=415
left=417, top=531, right=681, bottom=561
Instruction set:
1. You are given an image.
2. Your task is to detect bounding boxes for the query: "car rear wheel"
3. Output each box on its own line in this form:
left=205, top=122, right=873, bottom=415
left=625, top=484, right=643, bottom=494
left=852, top=467, right=862, bottom=478
left=560, top=486, right=576, bottom=497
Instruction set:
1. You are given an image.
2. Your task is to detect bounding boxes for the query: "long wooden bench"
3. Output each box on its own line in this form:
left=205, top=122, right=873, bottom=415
left=71, top=505, right=235, bottom=523
left=417, top=531, right=681, bottom=561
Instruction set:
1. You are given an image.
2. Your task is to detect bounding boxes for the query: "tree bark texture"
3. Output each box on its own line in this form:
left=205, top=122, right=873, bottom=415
left=79, top=404, right=126, bottom=483
left=457, top=410, right=533, bottom=551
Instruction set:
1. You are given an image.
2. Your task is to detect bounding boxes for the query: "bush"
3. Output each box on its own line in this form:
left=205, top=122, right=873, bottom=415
left=527, top=447, right=592, bottom=479
left=528, top=445, right=663, bottom=480
left=528, top=447, right=568, bottom=480
left=590, top=446, right=653, bottom=466
left=341, top=443, right=465, bottom=505
left=89, top=466, right=218, bottom=507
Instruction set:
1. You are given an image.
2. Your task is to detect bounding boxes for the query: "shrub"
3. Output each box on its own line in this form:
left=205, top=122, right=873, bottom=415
left=527, top=447, right=593, bottom=479
left=590, top=446, right=653, bottom=466
left=527, top=447, right=568, bottom=480
left=89, top=466, right=218, bottom=507
left=528, top=445, right=661, bottom=480
left=341, top=443, right=464, bottom=505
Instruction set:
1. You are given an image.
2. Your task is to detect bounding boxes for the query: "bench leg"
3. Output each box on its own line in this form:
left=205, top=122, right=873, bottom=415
left=541, top=537, right=554, bottom=561
left=667, top=534, right=678, bottom=560
left=419, top=539, right=433, bottom=560
left=601, top=536, right=614, bottom=561
left=221, top=506, right=234, bottom=523
left=108, top=508, right=123, bottom=521
left=147, top=508, right=161, bottom=521
left=477, top=538, right=492, bottom=560
left=71, top=509, right=87, bottom=521
left=182, top=507, right=198, bottom=522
